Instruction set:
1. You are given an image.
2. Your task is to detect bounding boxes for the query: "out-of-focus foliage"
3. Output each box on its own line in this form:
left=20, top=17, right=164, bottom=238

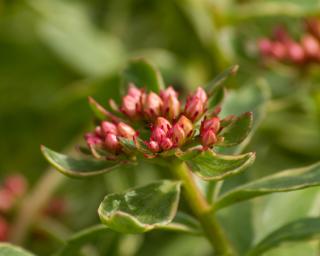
left=1, top=0, right=320, bottom=255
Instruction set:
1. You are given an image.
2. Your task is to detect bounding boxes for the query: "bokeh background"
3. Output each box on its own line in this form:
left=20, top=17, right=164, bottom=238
left=1, top=0, right=320, bottom=255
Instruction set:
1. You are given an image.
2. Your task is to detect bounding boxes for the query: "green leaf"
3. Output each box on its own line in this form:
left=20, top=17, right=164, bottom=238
left=178, top=150, right=255, bottom=181
left=205, top=65, right=239, bottom=95
left=216, top=162, right=320, bottom=210
left=208, top=86, right=226, bottom=110
left=98, top=180, right=181, bottom=233
left=122, top=58, right=165, bottom=93
left=0, top=243, right=35, bottom=256
left=218, top=112, right=253, bottom=147
left=41, top=146, right=122, bottom=178
left=56, top=225, right=108, bottom=256
left=248, top=218, right=320, bottom=256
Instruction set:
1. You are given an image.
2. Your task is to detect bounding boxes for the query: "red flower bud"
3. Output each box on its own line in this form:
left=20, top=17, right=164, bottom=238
left=160, top=86, right=180, bottom=120
left=159, top=137, right=173, bottom=150
left=287, top=41, right=305, bottom=63
left=117, top=122, right=136, bottom=139
left=200, top=117, right=220, bottom=148
left=4, top=175, right=27, bottom=198
left=121, top=84, right=143, bottom=119
left=258, top=38, right=272, bottom=56
left=175, top=115, right=193, bottom=137
left=147, top=140, right=160, bottom=153
left=150, top=127, right=167, bottom=142
left=270, top=41, right=287, bottom=60
left=104, top=133, right=121, bottom=152
left=301, top=34, right=320, bottom=59
left=154, top=117, right=172, bottom=134
left=184, top=87, right=207, bottom=121
left=127, top=83, right=143, bottom=100
left=85, top=133, right=103, bottom=147
left=101, top=121, right=117, bottom=135
left=0, top=189, right=15, bottom=213
left=171, top=115, right=193, bottom=146
left=0, top=216, right=9, bottom=241
left=143, top=92, right=163, bottom=119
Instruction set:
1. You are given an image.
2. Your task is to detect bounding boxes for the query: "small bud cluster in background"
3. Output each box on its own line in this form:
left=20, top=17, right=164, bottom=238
left=258, top=18, right=320, bottom=65
left=85, top=84, right=230, bottom=159
left=0, top=174, right=66, bottom=241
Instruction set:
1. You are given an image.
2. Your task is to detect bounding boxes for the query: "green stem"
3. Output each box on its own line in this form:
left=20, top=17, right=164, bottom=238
left=170, top=161, right=235, bottom=255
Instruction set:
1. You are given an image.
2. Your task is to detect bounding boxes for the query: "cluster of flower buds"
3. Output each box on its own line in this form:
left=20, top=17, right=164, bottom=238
left=258, top=18, right=320, bottom=65
left=85, top=121, right=136, bottom=155
left=85, top=83, right=226, bottom=157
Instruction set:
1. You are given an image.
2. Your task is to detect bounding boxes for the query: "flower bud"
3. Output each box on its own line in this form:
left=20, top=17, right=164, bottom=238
left=150, top=127, right=167, bottom=142
left=270, top=41, right=287, bottom=59
left=0, top=216, right=9, bottom=241
left=85, top=133, right=103, bottom=147
left=301, top=34, right=320, bottom=59
left=184, top=87, right=207, bottom=122
left=104, top=133, right=121, bottom=152
left=101, top=121, right=117, bottom=135
left=4, top=175, right=27, bottom=198
left=154, top=117, right=172, bottom=134
left=121, top=95, right=140, bottom=118
left=117, top=122, right=136, bottom=139
left=258, top=38, right=272, bottom=56
left=201, top=129, right=217, bottom=148
left=160, top=87, right=180, bottom=120
left=200, top=117, right=220, bottom=148
left=0, top=189, right=14, bottom=213
left=147, top=140, right=160, bottom=153
left=143, top=92, right=163, bottom=119
left=287, top=41, right=305, bottom=63
left=160, top=137, right=173, bottom=150
left=171, top=115, right=193, bottom=146
left=127, top=83, right=142, bottom=100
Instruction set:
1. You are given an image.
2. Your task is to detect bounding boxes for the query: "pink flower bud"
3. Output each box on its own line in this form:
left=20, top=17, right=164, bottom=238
left=160, top=137, right=173, bottom=150
left=4, top=175, right=27, bottom=198
left=101, top=121, right=117, bottom=135
left=170, top=115, right=193, bottom=146
left=121, top=95, right=140, bottom=118
left=147, top=140, right=160, bottom=153
left=154, top=117, right=172, bottom=134
left=258, top=38, right=272, bottom=56
left=201, top=129, right=217, bottom=148
left=200, top=117, right=220, bottom=148
left=160, top=87, right=180, bottom=120
left=104, top=133, right=121, bottom=152
left=128, top=84, right=142, bottom=100
left=95, top=126, right=103, bottom=137
left=287, top=42, right=305, bottom=63
left=270, top=41, right=287, bottom=59
left=150, top=127, right=167, bottom=142
left=0, top=216, right=9, bottom=241
left=0, top=189, right=15, bottom=213
left=117, top=122, right=136, bottom=139
left=184, top=87, right=207, bottom=122
left=201, top=117, right=220, bottom=134
left=143, top=92, right=163, bottom=119
left=85, top=133, right=103, bottom=147
left=301, top=34, right=320, bottom=59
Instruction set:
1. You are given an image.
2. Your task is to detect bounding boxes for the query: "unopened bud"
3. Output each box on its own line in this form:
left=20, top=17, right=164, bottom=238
left=301, top=34, right=320, bottom=59
left=287, top=42, right=305, bottom=63
left=160, top=137, right=173, bottom=150
left=143, top=92, right=163, bottom=119
left=201, top=129, right=217, bottom=148
left=160, top=87, right=180, bottom=120
left=0, top=189, right=14, bottom=213
left=117, top=122, right=136, bottom=139
left=4, top=175, right=27, bottom=198
left=154, top=117, right=172, bottom=134
left=194, top=87, right=207, bottom=103
left=201, top=117, right=220, bottom=134
left=171, top=115, right=193, bottom=146
left=147, top=140, right=160, bottom=153
left=85, top=133, right=103, bottom=147
left=175, top=115, right=193, bottom=137
left=104, top=133, right=121, bottom=152
left=150, top=127, right=166, bottom=142
left=270, top=42, right=287, bottom=59
left=101, top=121, right=117, bottom=135
left=127, top=84, right=142, bottom=100
left=184, top=87, right=207, bottom=121
left=258, top=38, right=272, bottom=56
left=200, top=117, right=220, bottom=148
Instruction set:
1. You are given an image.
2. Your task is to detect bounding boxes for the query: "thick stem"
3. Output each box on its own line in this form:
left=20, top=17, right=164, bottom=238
left=170, top=161, right=235, bottom=256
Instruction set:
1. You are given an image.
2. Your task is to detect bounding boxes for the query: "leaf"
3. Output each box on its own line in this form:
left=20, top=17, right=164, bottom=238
left=122, top=58, right=165, bottom=93
left=178, top=149, right=255, bottom=181
left=218, top=112, right=253, bottom=147
left=29, top=0, right=126, bottom=76
left=41, top=146, right=122, bottom=178
left=98, top=180, right=181, bottom=233
left=248, top=218, right=320, bottom=256
left=0, top=243, right=35, bottom=256
left=216, top=162, right=320, bottom=210
left=56, top=225, right=108, bottom=256
left=205, top=65, right=239, bottom=95
left=208, top=86, right=226, bottom=110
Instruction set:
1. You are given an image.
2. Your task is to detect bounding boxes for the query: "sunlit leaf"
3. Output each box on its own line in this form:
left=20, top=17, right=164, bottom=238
left=41, top=146, right=122, bottom=178
left=216, top=162, right=320, bottom=210
left=248, top=218, right=320, bottom=256
left=177, top=149, right=255, bottom=181
left=98, top=180, right=181, bottom=233
left=122, top=58, right=165, bottom=93
left=0, top=243, right=35, bottom=256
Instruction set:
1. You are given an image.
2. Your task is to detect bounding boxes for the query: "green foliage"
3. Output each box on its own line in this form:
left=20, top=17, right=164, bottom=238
left=98, top=180, right=181, bottom=233
left=0, top=243, right=35, bottom=256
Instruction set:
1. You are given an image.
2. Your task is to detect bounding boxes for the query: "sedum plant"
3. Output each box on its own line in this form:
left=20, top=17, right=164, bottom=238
left=34, top=59, right=320, bottom=256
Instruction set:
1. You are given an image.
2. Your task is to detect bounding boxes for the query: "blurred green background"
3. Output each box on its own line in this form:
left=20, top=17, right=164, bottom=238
left=1, top=0, right=320, bottom=255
